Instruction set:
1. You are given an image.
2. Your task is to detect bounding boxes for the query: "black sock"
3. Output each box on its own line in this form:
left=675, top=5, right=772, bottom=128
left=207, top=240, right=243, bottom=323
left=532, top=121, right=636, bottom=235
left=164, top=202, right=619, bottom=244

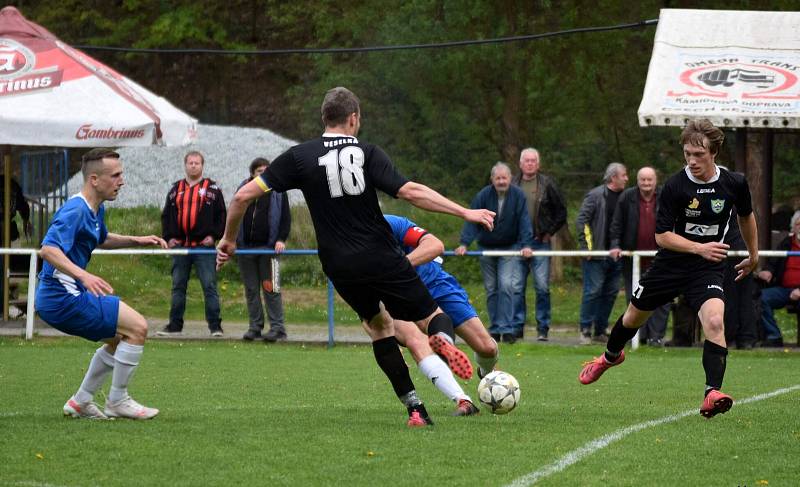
left=702, top=340, right=728, bottom=391
left=605, top=315, right=638, bottom=361
left=427, top=312, right=455, bottom=342
left=372, top=336, right=415, bottom=399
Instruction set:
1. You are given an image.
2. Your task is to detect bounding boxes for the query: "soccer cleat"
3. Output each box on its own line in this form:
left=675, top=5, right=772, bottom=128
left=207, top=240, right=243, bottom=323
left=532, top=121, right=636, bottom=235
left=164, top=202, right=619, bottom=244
left=63, top=397, right=109, bottom=420
left=578, top=351, right=625, bottom=385
left=700, top=389, right=733, bottom=419
left=452, top=398, right=480, bottom=416
left=429, top=334, right=473, bottom=380
left=104, top=396, right=159, bottom=420
left=406, top=404, right=433, bottom=427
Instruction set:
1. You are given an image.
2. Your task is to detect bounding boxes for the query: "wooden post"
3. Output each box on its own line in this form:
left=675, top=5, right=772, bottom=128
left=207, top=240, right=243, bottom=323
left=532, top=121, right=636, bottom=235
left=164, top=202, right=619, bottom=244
left=3, top=146, right=10, bottom=321
left=744, top=129, right=773, bottom=252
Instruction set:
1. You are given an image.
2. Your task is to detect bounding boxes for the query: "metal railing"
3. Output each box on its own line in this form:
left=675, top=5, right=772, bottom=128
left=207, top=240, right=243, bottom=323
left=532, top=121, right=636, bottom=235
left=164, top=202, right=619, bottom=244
left=10, top=248, right=798, bottom=345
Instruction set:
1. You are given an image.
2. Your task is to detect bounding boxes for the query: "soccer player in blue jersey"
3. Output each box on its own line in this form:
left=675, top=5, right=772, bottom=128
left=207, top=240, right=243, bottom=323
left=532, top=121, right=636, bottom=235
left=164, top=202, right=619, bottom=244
left=35, top=148, right=168, bottom=420
left=385, top=214, right=499, bottom=383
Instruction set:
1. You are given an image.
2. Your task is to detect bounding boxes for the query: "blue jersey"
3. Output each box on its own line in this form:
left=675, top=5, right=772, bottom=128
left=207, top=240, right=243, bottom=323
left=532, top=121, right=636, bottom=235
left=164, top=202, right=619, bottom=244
left=384, top=214, right=443, bottom=285
left=38, top=194, right=108, bottom=296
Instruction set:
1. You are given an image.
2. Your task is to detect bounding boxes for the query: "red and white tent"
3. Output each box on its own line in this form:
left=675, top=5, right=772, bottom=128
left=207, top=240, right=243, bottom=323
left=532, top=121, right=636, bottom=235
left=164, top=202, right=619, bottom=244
left=0, top=6, right=197, bottom=147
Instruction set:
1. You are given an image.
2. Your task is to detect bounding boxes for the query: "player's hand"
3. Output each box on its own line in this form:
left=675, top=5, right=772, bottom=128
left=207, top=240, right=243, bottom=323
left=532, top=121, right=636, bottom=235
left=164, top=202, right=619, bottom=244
left=466, top=209, right=496, bottom=231
left=756, top=270, right=773, bottom=283
left=521, top=247, right=533, bottom=258
left=79, top=272, right=113, bottom=297
left=136, top=235, right=168, bottom=249
left=216, top=238, right=236, bottom=270
left=695, top=242, right=729, bottom=262
left=734, top=256, right=758, bottom=282
left=790, top=288, right=800, bottom=301
left=609, top=248, right=622, bottom=261
left=274, top=241, right=286, bottom=254
left=454, top=245, right=468, bottom=256
left=201, top=235, right=215, bottom=247
left=167, top=238, right=180, bottom=248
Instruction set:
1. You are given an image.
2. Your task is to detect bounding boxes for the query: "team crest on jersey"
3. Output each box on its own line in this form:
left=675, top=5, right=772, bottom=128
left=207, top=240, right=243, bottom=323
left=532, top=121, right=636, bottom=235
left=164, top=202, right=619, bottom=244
left=710, top=199, right=725, bottom=214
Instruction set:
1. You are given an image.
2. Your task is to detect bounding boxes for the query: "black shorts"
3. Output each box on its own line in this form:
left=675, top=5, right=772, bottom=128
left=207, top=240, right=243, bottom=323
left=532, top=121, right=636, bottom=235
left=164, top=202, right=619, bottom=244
left=330, top=259, right=438, bottom=322
left=631, top=257, right=725, bottom=312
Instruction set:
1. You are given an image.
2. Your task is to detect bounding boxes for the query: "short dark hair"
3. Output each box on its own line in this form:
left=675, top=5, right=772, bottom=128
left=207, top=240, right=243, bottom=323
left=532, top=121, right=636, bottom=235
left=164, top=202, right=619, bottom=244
left=184, top=151, right=205, bottom=165
left=81, top=148, right=119, bottom=180
left=321, top=87, right=360, bottom=127
left=680, top=119, right=725, bottom=156
left=249, top=157, right=270, bottom=176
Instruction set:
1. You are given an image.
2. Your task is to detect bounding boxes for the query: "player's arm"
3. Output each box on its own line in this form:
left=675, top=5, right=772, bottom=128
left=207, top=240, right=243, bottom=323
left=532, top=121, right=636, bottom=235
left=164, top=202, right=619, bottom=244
left=406, top=233, right=444, bottom=267
left=39, top=245, right=113, bottom=296
left=734, top=212, right=758, bottom=281
left=98, top=233, right=167, bottom=250
left=654, top=231, right=729, bottom=262
left=396, top=181, right=495, bottom=231
left=217, top=177, right=269, bottom=268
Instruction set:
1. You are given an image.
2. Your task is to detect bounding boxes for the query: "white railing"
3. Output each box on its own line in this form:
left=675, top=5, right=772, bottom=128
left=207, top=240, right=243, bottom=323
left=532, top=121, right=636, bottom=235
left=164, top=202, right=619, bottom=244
left=9, top=248, right=796, bottom=345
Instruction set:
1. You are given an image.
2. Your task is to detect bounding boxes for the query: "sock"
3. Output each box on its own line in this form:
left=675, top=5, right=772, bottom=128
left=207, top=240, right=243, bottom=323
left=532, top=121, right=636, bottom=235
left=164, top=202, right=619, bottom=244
left=372, top=336, right=416, bottom=401
left=474, top=342, right=499, bottom=378
left=605, top=315, right=638, bottom=361
left=419, top=354, right=468, bottom=402
left=74, top=346, right=116, bottom=404
left=427, top=312, right=456, bottom=343
left=702, top=340, right=728, bottom=391
left=108, top=341, right=144, bottom=404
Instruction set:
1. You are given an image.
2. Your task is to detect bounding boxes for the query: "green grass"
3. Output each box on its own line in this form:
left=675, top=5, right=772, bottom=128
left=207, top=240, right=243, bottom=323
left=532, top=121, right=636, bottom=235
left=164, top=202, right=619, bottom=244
left=1, top=338, right=798, bottom=486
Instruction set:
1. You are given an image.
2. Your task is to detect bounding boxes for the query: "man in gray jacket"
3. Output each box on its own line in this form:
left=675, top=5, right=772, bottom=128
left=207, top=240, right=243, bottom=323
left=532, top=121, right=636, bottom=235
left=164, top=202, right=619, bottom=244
left=575, top=163, right=628, bottom=344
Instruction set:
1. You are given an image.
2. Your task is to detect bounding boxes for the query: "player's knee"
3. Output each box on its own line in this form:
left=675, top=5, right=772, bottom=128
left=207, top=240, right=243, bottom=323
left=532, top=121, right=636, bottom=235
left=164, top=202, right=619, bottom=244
left=705, top=313, right=725, bottom=335
left=126, top=315, right=148, bottom=342
left=476, top=336, right=498, bottom=358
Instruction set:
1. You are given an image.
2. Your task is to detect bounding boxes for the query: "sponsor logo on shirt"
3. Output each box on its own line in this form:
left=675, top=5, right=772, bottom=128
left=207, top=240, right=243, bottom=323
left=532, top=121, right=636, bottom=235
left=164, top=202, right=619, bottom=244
left=711, top=199, right=725, bottom=214
left=685, top=198, right=701, bottom=217
left=685, top=223, right=719, bottom=236
left=707, top=284, right=723, bottom=291
left=697, top=188, right=716, bottom=193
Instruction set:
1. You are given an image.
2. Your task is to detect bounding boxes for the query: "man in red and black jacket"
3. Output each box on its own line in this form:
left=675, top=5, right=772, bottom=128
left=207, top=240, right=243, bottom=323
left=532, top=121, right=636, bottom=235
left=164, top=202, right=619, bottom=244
left=158, top=151, right=227, bottom=337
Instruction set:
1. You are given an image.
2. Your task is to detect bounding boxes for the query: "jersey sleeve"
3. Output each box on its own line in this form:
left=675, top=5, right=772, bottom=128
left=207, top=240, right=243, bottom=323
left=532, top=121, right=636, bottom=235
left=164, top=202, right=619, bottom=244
left=98, top=206, right=109, bottom=245
left=734, top=174, right=753, bottom=217
left=260, top=150, right=297, bottom=193
left=41, top=203, right=81, bottom=254
left=366, top=146, right=409, bottom=197
left=655, top=178, right=679, bottom=234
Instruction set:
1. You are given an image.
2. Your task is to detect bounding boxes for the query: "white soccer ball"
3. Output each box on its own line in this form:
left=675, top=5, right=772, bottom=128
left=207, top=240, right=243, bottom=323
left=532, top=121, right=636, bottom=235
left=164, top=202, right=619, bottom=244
left=477, top=371, right=520, bottom=414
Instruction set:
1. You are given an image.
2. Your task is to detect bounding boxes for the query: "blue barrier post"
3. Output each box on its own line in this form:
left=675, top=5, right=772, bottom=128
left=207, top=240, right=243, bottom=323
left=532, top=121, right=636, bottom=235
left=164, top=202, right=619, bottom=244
left=327, top=280, right=335, bottom=349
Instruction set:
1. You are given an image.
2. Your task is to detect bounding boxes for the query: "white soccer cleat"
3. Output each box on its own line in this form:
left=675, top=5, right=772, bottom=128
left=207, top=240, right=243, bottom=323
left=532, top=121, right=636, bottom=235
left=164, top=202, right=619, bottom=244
left=104, top=396, right=159, bottom=420
left=63, top=397, right=110, bottom=420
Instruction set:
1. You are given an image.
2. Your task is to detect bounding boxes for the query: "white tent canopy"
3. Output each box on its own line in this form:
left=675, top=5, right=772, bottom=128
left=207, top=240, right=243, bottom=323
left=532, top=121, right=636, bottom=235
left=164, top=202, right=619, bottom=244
left=638, top=9, right=800, bottom=129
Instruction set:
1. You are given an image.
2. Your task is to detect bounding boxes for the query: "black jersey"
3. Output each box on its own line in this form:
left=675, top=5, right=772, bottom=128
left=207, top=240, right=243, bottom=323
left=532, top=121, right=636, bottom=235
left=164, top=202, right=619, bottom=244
left=655, top=165, right=752, bottom=265
left=259, top=134, right=409, bottom=279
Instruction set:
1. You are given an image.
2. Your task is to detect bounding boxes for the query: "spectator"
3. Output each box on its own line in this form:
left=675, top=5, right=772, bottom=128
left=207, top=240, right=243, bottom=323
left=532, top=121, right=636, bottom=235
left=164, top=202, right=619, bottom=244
left=237, top=158, right=291, bottom=343
left=756, top=210, right=800, bottom=347
left=609, top=167, right=670, bottom=346
left=0, top=172, right=31, bottom=318
left=157, top=151, right=227, bottom=337
left=512, top=148, right=567, bottom=341
left=721, top=193, right=758, bottom=349
left=456, top=162, right=533, bottom=344
left=576, top=162, right=628, bottom=344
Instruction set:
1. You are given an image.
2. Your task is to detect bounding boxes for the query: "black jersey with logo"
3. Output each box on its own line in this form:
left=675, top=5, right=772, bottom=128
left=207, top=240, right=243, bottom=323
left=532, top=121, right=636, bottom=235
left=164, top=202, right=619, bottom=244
left=655, top=165, right=752, bottom=265
left=259, top=134, right=408, bottom=279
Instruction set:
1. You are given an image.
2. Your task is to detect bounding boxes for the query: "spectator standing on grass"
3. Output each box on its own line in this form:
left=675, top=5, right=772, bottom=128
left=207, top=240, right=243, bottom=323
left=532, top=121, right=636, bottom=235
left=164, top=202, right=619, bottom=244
left=36, top=148, right=166, bottom=420
left=756, top=210, right=800, bottom=347
left=512, top=148, right=567, bottom=342
left=237, top=158, right=291, bottom=343
left=609, top=166, right=670, bottom=347
left=216, top=87, right=494, bottom=427
left=456, top=162, right=533, bottom=344
left=576, top=162, right=628, bottom=345
left=158, top=151, right=226, bottom=337
left=0, top=171, right=31, bottom=318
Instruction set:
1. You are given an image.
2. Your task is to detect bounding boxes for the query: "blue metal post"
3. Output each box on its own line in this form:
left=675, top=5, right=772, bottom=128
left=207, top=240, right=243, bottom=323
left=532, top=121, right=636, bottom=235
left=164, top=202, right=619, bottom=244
left=327, top=279, right=335, bottom=349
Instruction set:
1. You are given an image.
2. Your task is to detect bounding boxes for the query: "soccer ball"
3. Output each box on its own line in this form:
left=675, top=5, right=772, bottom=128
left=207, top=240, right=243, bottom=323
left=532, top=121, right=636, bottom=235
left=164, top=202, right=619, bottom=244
left=477, top=371, right=520, bottom=414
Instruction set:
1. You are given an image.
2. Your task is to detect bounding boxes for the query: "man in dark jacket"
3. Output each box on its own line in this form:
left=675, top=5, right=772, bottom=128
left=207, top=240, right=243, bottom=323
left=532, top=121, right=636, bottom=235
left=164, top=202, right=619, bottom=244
left=512, top=148, right=567, bottom=341
left=609, top=167, right=670, bottom=346
left=456, top=162, right=533, bottom=343
left=756, top=211, right=800, bottom=347
left=158, top=151, right=227, bottom=337
left=237, top=158, right=291, bottom=342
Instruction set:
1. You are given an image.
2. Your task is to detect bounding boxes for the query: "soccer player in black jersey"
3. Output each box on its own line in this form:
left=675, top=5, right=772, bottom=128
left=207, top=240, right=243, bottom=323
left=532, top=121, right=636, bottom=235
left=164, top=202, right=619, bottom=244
left=579, top=119, right=758, bottom=418
left=216, top=87, right=495, bottom=427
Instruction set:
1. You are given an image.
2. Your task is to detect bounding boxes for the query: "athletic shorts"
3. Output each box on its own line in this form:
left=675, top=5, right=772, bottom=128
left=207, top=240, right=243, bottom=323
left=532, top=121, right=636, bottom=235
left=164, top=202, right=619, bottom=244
left=35, top=289, right=120, bottom=342
left=427, top=272, right=478, bottom=327
left=631, top=257, right=724, bottom=312
left=330, top=261, right=438, bottom=322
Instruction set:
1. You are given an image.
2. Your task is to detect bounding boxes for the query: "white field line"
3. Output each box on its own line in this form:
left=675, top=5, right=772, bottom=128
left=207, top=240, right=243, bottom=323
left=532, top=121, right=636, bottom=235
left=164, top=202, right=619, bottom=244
left=505, top=384, right=800, bottom=487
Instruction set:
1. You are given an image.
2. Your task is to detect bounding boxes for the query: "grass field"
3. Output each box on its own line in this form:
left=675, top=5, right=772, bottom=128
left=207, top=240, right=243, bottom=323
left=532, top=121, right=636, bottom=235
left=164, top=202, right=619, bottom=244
left=1, top=338, right=798, bottom=487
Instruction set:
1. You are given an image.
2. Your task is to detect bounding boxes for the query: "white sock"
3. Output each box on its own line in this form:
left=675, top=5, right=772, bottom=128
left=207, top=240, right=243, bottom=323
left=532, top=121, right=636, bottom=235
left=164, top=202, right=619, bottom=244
left=108, top=342, right=143, bottom=404
left=74, top=346, right=116, bottom=404
left=419, top=354, right=470, bottom=402
left=474, top=343, right=499, bottom=378
left=435, top=331, right=455, bottom=345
